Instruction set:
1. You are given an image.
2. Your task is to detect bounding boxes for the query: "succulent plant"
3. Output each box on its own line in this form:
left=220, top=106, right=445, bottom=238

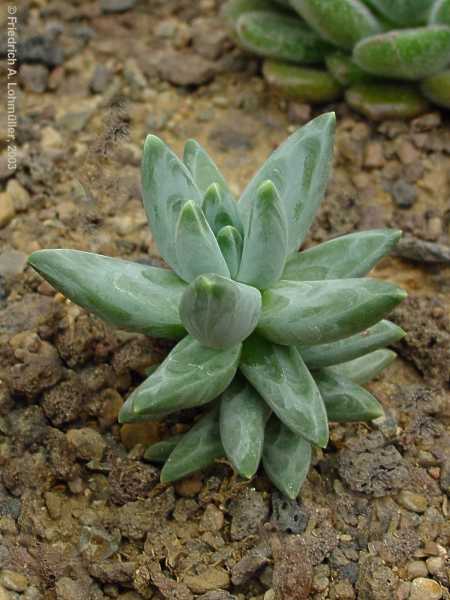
left=28, top=113, right=407, bottom=498
left=225, top=0, right=450, bottom=118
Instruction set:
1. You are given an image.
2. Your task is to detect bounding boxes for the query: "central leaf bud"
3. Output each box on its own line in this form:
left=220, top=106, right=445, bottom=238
left=179, top=273, right=262, bottom=349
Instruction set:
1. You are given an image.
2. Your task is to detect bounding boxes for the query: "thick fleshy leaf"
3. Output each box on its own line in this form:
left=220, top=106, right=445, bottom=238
left=27, top=250, right=186, bottom=339
left=325, top=51, right=370, bottom=86
left=365, top=0, right=435, bottom=25
left=327, top=349, right=397, bottom=384
left=220, top=377, right=271, bottom=478
left=144, top=435, right=183, bottom=463
left=179, top=274, right=261, bottom=349
left=430, top=0, right=450, bottom=25
left=240, top=335, right=329, bottom=447
left=263, top=61, right=343, bottom=103
left=202, top=184, right=234, bottom=234
left=237, top=180, right=288, bottom=289
left=257, top=278, right=407, bottom=346
left=237, top=112, right=336, bottom=254
left=175, top=200, right=230, bottom=283
left=118, top=336, right=241, bottom=422
left=183, top=139, right=241, bottom=232
left=282, top=229, right=402, bottom=281
left=353, top=27, right=450, bottom=81
left=236, top=10, right=332, bottom=64
left=299, top=320, right=405, bottom=368
left=290, top=0, right=382, bottom=50
left=315, top=370, right=384, bottom=422
left=262, top=417, right=312, bottom=499
left=141, top=135, right=202, bottom=271
left=223, top=0, right=285, bottom=26
left=421, top=69, right=450, bottom=109
left=160, top=408, right=224, bottom=482
left=217, top=226, right=243, bottom=279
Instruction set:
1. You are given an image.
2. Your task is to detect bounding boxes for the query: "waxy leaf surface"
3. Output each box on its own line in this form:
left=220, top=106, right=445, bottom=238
left=236, top=10, right=332, bottom=64
left=240, top=335, right=329, bottom=447
left=315, top=370, right=384, bottom=422
left=237, top=180, right=288, bottom=289
left=144, top=435, right=183, bottom=463
left=365, top=0, right=435, bottom=25
left=27, top=250, right=186, bottom=339
left=141, top=135, right=202, bottom=271
left=263, top=417, right=312, bottom=499
left=237, top=112, right=335, bottom=254
left=217, top=226, right=243, bottom=279
left=430, top=0, right=450, bottom=25
left=119, top=336, right=241, bottom=421
left=175, top=200, right=230, bottom=282
left=327, top=348, right=397, bottom=384
left=179, top=273, right=261, bottom=349
left=258, top=278, right=407, bottom=346
left=299, top=319, right=405, bottom=368
left=282, top=229, right=402, bottom=281
left=161, top=408, right=224, bottom=482
left=220, top=377, right=271, bottom=478
left=184, top=139, right=241, bottom=232
left=290, top=0, right=382, bottom=49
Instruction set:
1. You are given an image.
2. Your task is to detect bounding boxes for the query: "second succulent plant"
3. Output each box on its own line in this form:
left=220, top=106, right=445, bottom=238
left=28, top=112, right=407, bottom=498
left=225, top=0, right=450, bottom=119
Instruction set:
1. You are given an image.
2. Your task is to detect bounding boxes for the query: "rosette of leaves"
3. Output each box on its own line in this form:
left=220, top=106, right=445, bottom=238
left=28, top=113, right=407, bottom=498
left=224, top=0, right=450, bottom=119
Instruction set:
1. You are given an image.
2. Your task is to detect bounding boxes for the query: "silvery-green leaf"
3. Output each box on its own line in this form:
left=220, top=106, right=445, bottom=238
left=237, top=112, right=335, bottom=254
left=235, top=10, right=332, bottom=64
left=118, top=336, right=241, bottom=422
left=184, top=139, right=241, bottom=232
left=222, top=0, right=286, bottom=25
left=326, top=349, right=397, bottom=384
left=27, top=250, right=186, bottom=339
left=365, top=0, right=435, bottom=25
left=257, top=278, right=407, bottom=346
left=217, top=226, right=243, bottom=279
left=202, top=183, right=234, bottom=234
left=290, top=0, right=382, bottom=49
left=220, top=377, right=271, bottom=478
left=263, top=417, right=312, bottom=499
left=282, top=229, right=402, bottom=281
left=240, top=335, right=329, bottom=447
left=430, top=0, right=450, bottom=25
left=237, top=180, right=288, bottom=289
left=299, top=320, right=405, bottom=368
left=141, top=135, right=202, bottom=271
left=144, top=435, right=183, bottom=463
left=175, top=200, right=230, bottom=282
left=179, top=274, right=261, bottom=349
left=160, top=408, right=224, bottom=482
left=315, top=370, right=384, bottom=421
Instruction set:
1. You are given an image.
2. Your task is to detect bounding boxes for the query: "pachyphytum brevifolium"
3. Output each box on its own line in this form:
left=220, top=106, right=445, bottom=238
left=28, top=112, right=407, bottom=498
left=224, top=0, right=450, bottom=118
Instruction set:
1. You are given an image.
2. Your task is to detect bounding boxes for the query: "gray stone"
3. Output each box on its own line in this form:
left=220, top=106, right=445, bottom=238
left=19, top=64, right=49, bottom=93
left=100, top=0, right=137, bottom=13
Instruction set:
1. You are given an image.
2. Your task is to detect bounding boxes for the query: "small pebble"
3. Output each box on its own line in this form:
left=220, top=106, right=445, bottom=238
left=426, top=557, right=445, bottom=577
left=66, top=427, right=106, bottom=461
left=0, top=193, right=15, bottom=228
left=183, top=567, right=230, bottom=593
left=0, top=571, right=28, bottom=593
left=175, top=473, right=203, bottom=497
left=406, top=561, right=428, bottom=579
left=397, top=490, right=428, bottom=513
left=409, top=577, right=442, bottom=600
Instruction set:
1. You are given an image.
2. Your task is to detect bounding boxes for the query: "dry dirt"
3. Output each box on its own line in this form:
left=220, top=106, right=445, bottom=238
left=0, top=1, right=449, bottom=599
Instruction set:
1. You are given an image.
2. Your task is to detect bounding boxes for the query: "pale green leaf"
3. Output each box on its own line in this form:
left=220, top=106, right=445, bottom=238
left=299, top=319, right=405, bottom=368
left=141, top=135, right=202, bottom=271
left=160, top=408, right=224, bottom=482
left=175, top=200, right=230, bottom=282
left=27, top=250, right=186, bottom=339
left=144, top=435, right=183, bottom=463
left=237, top=180, right=288, bottom=289
left=202, top=183, right=235, bottom=234
left=282, top=229, right=402, bottom=281
left=220, top=377, right=271, bottom=478
left=240, top=335, right=329, bottom=447
left=237, top=112, right=336, bottom=254
left=217, top=226, right=243, bottom=279
left=366, top=0, right=435, bottom=25
left=118, top=336, right=241, bottom=422
left=326, top=348, right=397, bottom=384
left=315, top=370, right=384, bottom=421
left=179, top=273, right=261, bottom=349
left=263, top=417, right=312, bottom=499
left=258, top=278, right=407, bottom=346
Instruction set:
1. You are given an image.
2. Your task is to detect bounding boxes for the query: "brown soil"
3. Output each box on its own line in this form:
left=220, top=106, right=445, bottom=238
left=0, top=1, right=449, bottom=599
